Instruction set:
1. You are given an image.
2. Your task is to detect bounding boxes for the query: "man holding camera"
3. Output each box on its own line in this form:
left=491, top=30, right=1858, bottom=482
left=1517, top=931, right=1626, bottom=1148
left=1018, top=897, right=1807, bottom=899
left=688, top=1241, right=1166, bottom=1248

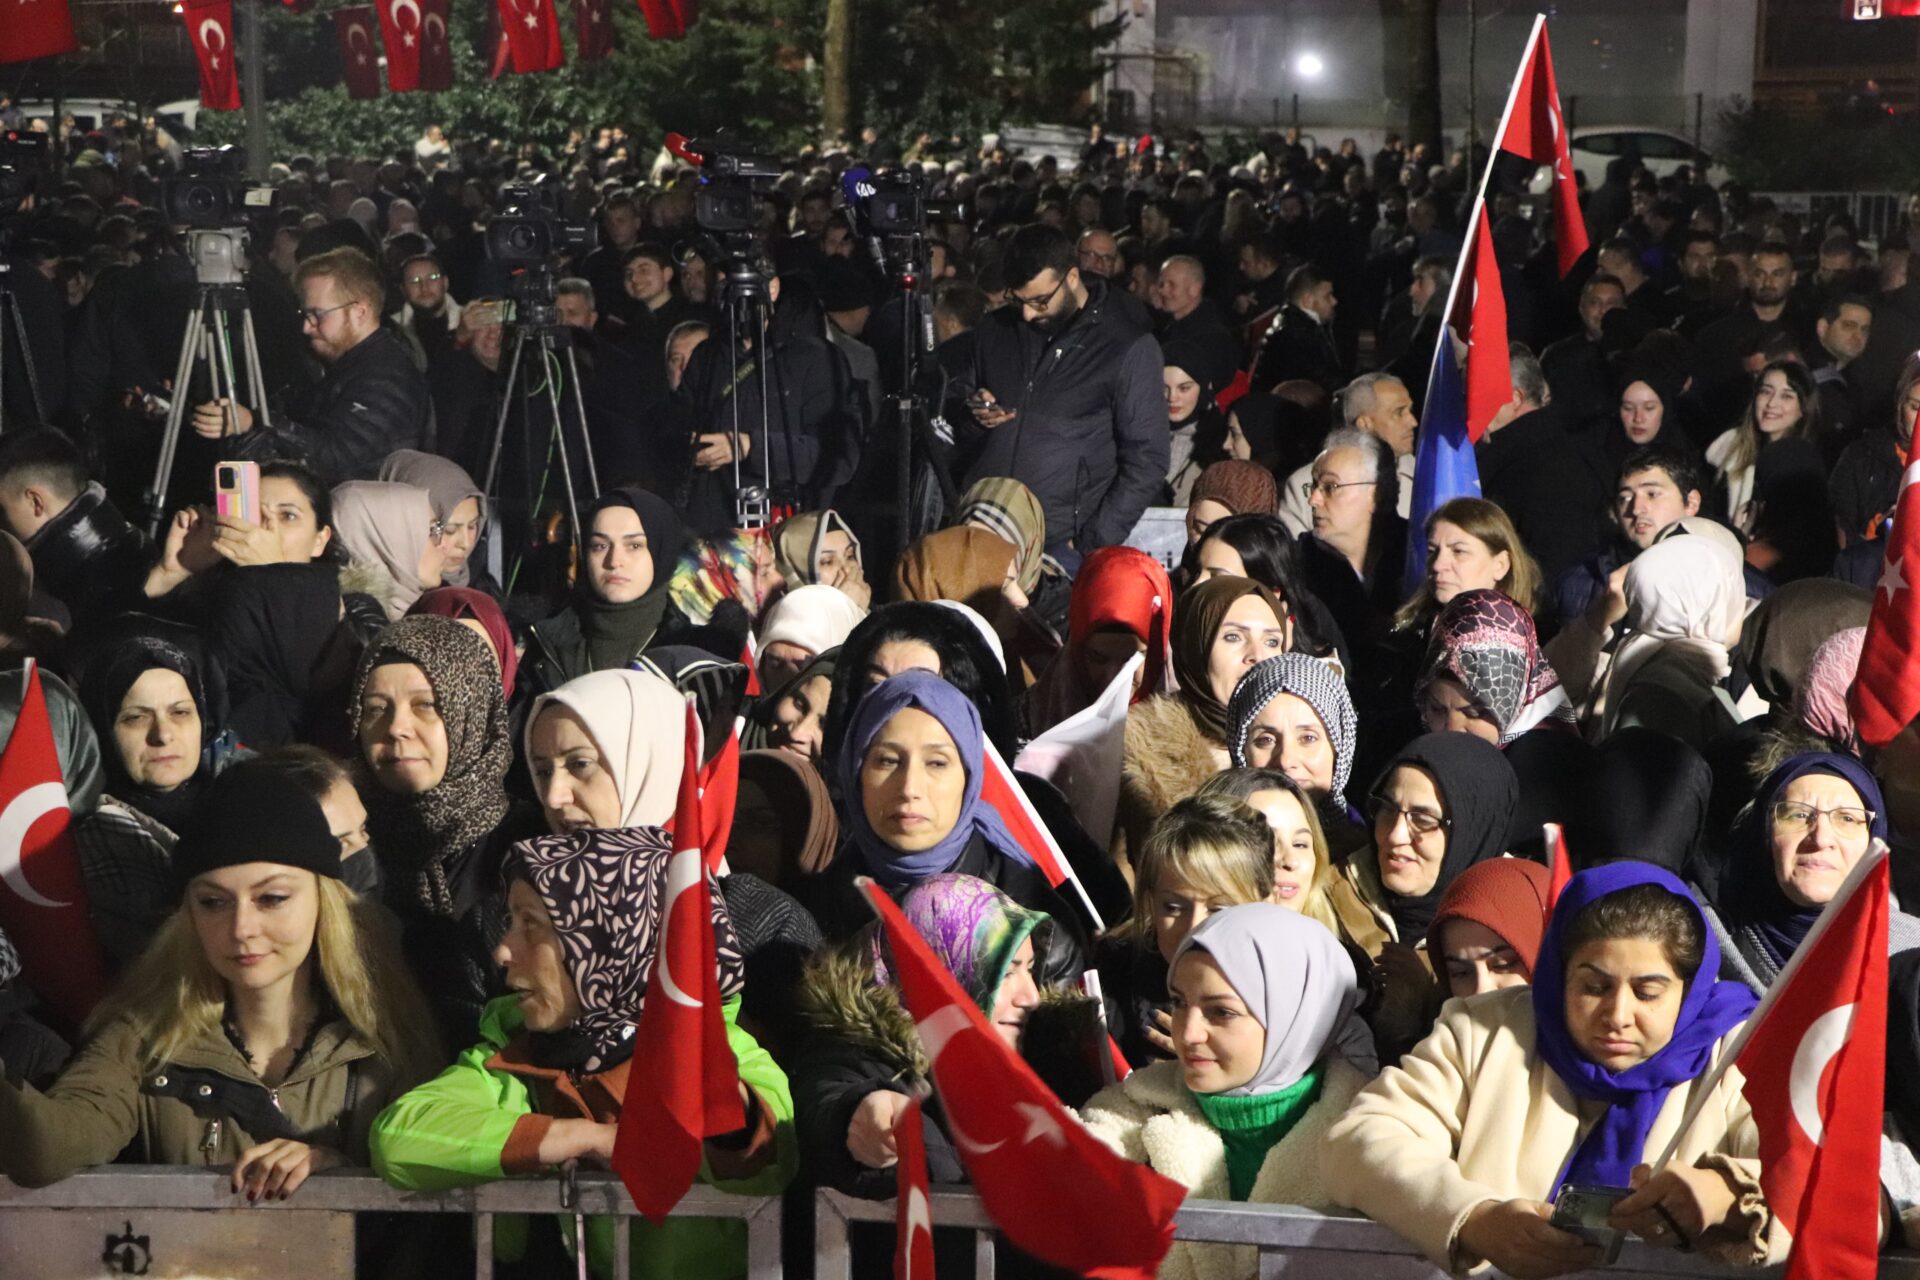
left=191, top=246, right=433, bottom=482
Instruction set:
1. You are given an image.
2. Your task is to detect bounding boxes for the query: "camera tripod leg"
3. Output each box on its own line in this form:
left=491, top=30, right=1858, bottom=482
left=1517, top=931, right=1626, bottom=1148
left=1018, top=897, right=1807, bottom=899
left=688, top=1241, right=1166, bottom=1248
left=209, top=304, right=242, bottom=437
left=145, top=309, right=208, bottom=539
left=0, top=285, right=48, bottom=429
left=538, top=332, right=585, bottom=556
left=482, top=328, right=530, bottom=502
left=560, top=341, right=600, bottom=501
left=239, top=303, right=272, bottom=430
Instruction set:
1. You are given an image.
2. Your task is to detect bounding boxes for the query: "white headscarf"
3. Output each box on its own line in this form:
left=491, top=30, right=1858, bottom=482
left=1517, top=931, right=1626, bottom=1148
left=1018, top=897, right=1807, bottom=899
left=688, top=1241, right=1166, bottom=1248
left=331, top=480, right=435, bottom=618
left=757, top=584, right=866, bottom=659
left=526, top=668, right=686, bottom=829
left=1598, top=532, right=1746, bottom=736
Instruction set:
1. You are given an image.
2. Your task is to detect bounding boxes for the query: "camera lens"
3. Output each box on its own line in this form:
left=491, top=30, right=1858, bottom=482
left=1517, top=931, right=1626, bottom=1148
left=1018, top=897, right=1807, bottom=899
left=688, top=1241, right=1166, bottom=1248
left=218, top=466, right=236, bottom=487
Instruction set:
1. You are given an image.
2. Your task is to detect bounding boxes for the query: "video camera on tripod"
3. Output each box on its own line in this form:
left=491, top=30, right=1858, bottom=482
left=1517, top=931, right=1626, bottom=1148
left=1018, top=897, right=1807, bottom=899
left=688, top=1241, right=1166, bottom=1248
left=163, top=145, right=276, bottom=286
left=840, top=164, right=966, bottom=277
left=485, top=173, right=597, bottom=329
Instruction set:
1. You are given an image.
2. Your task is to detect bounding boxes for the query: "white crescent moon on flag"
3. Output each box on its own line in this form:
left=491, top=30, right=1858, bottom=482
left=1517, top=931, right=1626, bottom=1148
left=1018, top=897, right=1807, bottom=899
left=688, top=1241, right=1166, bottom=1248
left=914, top=1003, right=1006, bottom=1154
left=655, top=846, right=703, bottom=1009
left=0, top=781, right=72, bottom=909
left=903, top=1186, right=932, bottom=1279
left=348, top=22, right=372, bottom=49
left=1790, top=1002, right=1855, bottom=1146
left=423, top=12, right=446, bottom=41
left=199, top=18, right=226, bottom=51
left=390, top=0, right=421, bottom=29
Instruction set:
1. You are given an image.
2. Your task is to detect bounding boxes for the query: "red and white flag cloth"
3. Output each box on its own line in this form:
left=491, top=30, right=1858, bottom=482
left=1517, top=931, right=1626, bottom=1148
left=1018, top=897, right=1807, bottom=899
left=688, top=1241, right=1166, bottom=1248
left=0, top=661, right=112, bottom=1029
left=1737, top=847, right=1887, bottom=1280
left=894, top=1096, right=936, bottom=1280
left=1544, top=822, right=1572, bottom=913
left=1851, top=459, right=1920, bottom=746
left=495, top=0, right=565, bottom=72
left=979, top=737, right=1104, bottom=932
left=862, top=879, right=1184, bottom=1278
left=182, top=0, right=242, bottom=111
left=1496, top=24, right=1589, bottom=277
left=574, top=0, right=614, bottom=61
left=333, top=8, right=383, bottom=100
left=417, top=0, right=453, bottom=89
left=0, top=0, right=79, bottom=64
left=1451, top=211, right=1511, bottom=445
left=375, top=0, right=424, bottom=91
left=611, top=699, right=745, bottom=1222
left=636, top=0, right=685, bottom=38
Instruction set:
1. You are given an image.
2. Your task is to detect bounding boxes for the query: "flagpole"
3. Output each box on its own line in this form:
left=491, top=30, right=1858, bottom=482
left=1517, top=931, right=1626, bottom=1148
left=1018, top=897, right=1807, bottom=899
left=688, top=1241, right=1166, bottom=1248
left=1647, top=839, right=1890, bottom=1173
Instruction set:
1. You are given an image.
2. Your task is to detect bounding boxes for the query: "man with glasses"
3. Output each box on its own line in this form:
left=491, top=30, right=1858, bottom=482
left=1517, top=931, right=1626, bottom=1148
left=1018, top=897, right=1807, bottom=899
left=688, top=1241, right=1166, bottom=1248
left=192, top=246, right=432, bottom=483
left=950, top=223, right=1163, bottom=569
left=1294, top=428, right=1404, bottom=668
left=1074, top=228, right=1151, bottom=332
left=393, top=251, right=461, bottom=367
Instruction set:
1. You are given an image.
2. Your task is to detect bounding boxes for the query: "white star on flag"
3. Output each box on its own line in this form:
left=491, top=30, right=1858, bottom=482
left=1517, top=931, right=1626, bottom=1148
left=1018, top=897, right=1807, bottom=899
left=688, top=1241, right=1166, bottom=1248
left=1015, top=1101, right=1066, bottom=1147
left=523, top=10, right=537, bottom=26
left=403, top=31, right=415, bottom=44
left=1882, top=554, right=1908, bottom=606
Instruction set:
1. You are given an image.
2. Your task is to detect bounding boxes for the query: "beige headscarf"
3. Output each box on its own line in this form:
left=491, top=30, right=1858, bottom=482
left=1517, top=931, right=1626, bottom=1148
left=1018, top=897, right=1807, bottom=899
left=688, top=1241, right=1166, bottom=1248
left=331, top=480, right=435, bottom=619
left=525, top=668, right=687, bottom=829
left=378, top=450, right=485, bottom=588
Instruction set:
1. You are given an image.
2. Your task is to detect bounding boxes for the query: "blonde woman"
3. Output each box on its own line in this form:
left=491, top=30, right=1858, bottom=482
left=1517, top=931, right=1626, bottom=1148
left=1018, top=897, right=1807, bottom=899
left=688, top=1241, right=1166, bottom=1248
left=1393, top=496, right=1541, bottom=633
left=0, top=762, right=437, bottom=1196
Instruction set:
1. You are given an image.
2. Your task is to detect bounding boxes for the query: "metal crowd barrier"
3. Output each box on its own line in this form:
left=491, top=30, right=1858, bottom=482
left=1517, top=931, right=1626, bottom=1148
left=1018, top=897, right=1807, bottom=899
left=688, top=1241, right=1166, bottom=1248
left=0, top=1166, right=782, bottom=1280
left=814, top=1187, right=1920, bottom=1280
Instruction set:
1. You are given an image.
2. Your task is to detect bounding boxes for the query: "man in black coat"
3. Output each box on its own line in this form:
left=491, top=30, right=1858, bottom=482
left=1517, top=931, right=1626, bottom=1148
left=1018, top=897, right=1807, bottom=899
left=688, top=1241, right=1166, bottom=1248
left=194, top=246, right=432, bottom=482
left=0, top=428, right=148, bottom=634
left=1251, top=263, right=1344, bottom=395
left=1476, top=350, right=1614, bottom=583
left=949, top=224, right=1165, bottom=568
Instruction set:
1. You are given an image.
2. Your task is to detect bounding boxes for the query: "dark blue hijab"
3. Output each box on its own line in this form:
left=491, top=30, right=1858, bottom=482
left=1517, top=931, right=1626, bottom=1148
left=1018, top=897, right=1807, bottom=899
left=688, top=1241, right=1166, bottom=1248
left=1532, top=862, right=1757, bottom=1195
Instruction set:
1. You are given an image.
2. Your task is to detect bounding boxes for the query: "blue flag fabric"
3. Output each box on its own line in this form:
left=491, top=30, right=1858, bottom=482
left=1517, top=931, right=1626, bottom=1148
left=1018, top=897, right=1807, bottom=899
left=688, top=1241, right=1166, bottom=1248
left=1404, top=329, right=1483, bottom=593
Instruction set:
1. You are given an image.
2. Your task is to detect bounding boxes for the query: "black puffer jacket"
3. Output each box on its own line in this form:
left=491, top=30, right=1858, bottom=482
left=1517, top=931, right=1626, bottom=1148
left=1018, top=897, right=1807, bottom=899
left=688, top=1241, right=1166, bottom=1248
left=238, top=327, right=434, bottom=483
left=23, top=483, right=149, bottom=634
left=1829, top=427, right=1907, bottom=546
left=950, top=277, right=1167, bottom=558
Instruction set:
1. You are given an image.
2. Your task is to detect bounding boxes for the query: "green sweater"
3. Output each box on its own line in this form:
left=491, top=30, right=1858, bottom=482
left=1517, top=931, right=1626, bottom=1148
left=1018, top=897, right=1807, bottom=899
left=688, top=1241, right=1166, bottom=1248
left=1192, top=1067, right=1324, bottom=1201
left=370, top=994, right=795, bottom=1280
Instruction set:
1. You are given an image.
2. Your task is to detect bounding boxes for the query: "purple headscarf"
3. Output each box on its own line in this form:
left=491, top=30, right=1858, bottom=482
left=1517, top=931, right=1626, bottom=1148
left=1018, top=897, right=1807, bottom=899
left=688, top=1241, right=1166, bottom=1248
left=872, top=873, right=1051, bottom=1013
left=1531, top=862, right=1757, bottom=1196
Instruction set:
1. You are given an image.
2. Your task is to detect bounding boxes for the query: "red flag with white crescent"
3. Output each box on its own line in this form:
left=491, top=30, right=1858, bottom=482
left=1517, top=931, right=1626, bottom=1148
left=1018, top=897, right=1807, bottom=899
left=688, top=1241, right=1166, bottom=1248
left=862, top=879, right=1183, bottom=1278
left=1851, top=460, right=1920, bottom=747
left=495, top=0, right=564, bottom=72
left=333, top=8, right=383, bottom=100
left=612, top=699, right=744, bottom=1223
left=1495, top=24, right=1589, bottom=278
left=182, top=0, right=241, bottom=111
left=0, top=0, right=79, bottom=64
left=574, top=0, right=614, bottom=61
left=894, top=1096, right=936, bottom=1280
left=0, top=661, right=112, bottom=1031
left=1737, top=849, right=1886, bottom=1280
left=375, top=0, right=424, bottom=91
left=417, top=0, right=453, bottom=89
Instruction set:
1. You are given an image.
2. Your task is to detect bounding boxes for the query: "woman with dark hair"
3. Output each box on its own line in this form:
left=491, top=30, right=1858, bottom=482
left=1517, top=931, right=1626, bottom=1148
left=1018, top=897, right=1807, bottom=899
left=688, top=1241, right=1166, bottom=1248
left=1185, top=512, right=1345, bottom=667
left=1161, top=339, right=1232, bottom=506
left=1705, top=359, right=1825, bottom=537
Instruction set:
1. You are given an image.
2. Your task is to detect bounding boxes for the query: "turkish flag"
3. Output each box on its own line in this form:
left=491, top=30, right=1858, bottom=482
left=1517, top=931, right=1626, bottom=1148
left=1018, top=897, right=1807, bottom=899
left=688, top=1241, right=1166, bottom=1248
left=375, top=0, right=424, bottom=91
left=418, top=0, right=453, bottom=89
left=495, top=0, right=565, bottom=73
left=0, top=662, right=112, bottom=1031
left=1496, top=24, right=1589, bottom=278
left=182, top=0, right=241, bottom=111
left=574, top=0, right=614, bottom=61
left=979, top=737, right=1104, bottom=932
left=333, top=8, right=383, bottom=100
left=1457, top=213, right=1511, bottom=444
left=1851, top=460, right=1920, bottom=746
left=1737, top=849, right=1887, bottom=1280
left=612, top=699, right=745, bottom=1223
left=894, top=1096, right=936, bottom=1280
left=1544, top=822, right=1572, bottom=912
left=863, top=879, right=1184, bottom=1278
left=669, top=0, right=697, bottom=32
left=0, top=0, right=79, bottom=64
left=636, top=0, right=685, bottom=39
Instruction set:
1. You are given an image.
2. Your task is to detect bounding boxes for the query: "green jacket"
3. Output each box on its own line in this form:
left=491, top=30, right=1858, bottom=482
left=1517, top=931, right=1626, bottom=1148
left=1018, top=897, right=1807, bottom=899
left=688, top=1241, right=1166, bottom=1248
left=370, top=994, right=795, bottom=1280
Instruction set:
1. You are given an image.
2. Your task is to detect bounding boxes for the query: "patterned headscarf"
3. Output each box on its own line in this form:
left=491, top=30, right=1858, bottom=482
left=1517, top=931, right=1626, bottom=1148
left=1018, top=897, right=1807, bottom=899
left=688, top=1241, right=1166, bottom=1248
left=503, top=827, right=745, bottom=1073
left=1795, top=627, right=1865, bottom=749
left=1417, top=589, right=1571, bottom=745
left=773, top=510, right=865, bottom=595
left=352, top=616, right=513, bottom=915
left=873, top=873, right=1051, bottom=1014
left=669, top=529, right=777, bottom=626
left=1190, top=460, right=1280, bottom=518
left=1225, top=652, right=1357, bottom=814
left=955, top=478, right=1048, bottom=595
left=0, top=924, right=18, bottom=988
left=1171, top=576, right=1284, bottom=740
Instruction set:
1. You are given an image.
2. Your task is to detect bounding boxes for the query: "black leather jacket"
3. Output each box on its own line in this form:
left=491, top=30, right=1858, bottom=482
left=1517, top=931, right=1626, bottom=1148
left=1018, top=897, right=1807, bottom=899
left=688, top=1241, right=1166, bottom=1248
left=24, top=483, right=149, bottom=632
left=239, top=328, right=434, bottom=482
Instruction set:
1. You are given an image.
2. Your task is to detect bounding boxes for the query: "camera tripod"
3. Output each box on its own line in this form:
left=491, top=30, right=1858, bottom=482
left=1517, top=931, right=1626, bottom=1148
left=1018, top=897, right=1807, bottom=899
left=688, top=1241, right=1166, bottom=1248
left=0, top=258, right=48, bottom=431
left=714, top=260, right=779, bottom=531
left=143, top=236, right=274, bottom=540
left=879, top=236, right=955, bottom=554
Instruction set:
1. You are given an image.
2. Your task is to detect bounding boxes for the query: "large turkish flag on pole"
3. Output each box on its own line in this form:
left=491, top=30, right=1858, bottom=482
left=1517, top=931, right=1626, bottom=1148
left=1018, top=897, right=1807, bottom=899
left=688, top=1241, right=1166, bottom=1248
left=0, top=0, right=79, bottom=64
left=495, top=0, right=565, bottom=72
left=333, top=8, right=383, bottom=100
left=1495, top=24, right=1589, bottom=277
left=375, top=0, right=424, bottom=91
left=1851, top=460, right=1920, bottom=746
left=574, top=0, right=614, bottom=61
left=417, top=0, right=453, bottom=89
left=182, top=0, right=242, bottom=111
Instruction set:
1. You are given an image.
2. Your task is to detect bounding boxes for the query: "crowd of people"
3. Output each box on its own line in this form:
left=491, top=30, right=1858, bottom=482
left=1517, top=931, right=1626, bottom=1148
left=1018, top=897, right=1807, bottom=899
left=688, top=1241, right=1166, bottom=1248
left=0, top=107, right=1915, bottom=1278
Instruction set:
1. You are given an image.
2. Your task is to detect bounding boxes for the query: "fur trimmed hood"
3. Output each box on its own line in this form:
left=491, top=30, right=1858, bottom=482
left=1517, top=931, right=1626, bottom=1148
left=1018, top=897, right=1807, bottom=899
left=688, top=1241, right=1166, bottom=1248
left=1118, top=693, right=1224, bottom=860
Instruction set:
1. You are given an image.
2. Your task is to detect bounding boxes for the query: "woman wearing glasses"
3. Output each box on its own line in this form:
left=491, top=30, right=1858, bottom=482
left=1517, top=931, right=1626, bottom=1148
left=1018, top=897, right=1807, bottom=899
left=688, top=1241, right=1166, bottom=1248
left=378, top=450, right=496, bottom=599
left=329, top=480, right=451, bottom=621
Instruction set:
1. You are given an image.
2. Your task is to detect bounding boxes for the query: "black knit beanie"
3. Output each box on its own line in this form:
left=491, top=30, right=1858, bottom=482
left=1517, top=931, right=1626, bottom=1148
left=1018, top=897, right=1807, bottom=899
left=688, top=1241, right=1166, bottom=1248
left=173, top=762, right=345, bottom=890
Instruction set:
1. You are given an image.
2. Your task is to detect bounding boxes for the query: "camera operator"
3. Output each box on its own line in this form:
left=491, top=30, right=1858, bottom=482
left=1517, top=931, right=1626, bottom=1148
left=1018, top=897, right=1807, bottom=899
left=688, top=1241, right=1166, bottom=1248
left=0, top=155, right=70, bottom=431
left=950, top=223, right=1166, bottom=569
left=192, top=246, right=434, bottom=482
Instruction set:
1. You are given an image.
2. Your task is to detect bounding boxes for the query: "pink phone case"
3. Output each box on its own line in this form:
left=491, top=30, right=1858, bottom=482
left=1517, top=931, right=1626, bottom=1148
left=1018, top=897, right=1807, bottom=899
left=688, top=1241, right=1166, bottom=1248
left=215, top=461, right=261, bottom=524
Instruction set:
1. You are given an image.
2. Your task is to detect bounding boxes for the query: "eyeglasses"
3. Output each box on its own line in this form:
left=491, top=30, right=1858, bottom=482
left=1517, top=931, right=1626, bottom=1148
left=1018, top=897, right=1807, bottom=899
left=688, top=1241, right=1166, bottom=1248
left=405, top=271, right=443, bottom=286
left=1304, top=478, right=1372, bottom=502
left=1770, top=801, right=1874, bottom=836
left=1010, top=273, right=1069, bottom=312
left=1369, top=793, right=1450, bottom=836
left=298, top=301, right=355, bottom=327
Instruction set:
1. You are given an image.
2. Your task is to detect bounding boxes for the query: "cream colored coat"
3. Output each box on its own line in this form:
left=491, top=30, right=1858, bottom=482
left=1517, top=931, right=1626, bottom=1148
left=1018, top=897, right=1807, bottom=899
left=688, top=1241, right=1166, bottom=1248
left=1082, top=1057, right=1366, bottom=1280
left=1319, top=985, right=1784, bottom=1275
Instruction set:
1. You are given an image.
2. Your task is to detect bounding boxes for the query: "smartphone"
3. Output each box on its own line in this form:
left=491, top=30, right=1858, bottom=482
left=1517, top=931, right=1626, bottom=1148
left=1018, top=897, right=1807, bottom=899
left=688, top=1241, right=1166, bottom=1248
left=215, top=460, right=261, bottom=525
left=966, top=390, right=993, bottom=410
left=1549, top=1183, right=1629, bottom=1262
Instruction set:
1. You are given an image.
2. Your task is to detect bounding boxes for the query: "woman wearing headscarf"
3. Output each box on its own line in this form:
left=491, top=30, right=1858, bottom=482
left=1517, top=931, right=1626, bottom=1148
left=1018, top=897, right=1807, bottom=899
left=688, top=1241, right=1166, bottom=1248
left=1222, top=390, right=1284, bottom=473
left=742, top=650, right=837, bottom=765
left=73, top=620, right=249, bottom=966
left=1610, top=352, right=1697, bottom=473
left=371, top=826, right=796, bottom=1280
left=893, top=526, right=1055, bottom=686
left=1119, top=578, right=1288, bottom=869
left=1590, top=727, right=1715, bottom=882
left=731, top=748, right=840, bottom=889
left=1415, top=589, right=1590, bottom=859
left=1225, top=651, right=1363, bottom=852
left=754, top=584, right=865, bottom=691
left=1325, top=863, right=1782, bottom=1273
left=667, top=528, right=783, bottom=661
left=525, top=488, right=688, bottom=697
left=1185, top=460, right=1281, bottom=546
left=352, top=616, right=542, bottom=1050
left=771, top=509, right=869, bottom=609
left=954, top=476, right=1071, bottom=638
left=1084, top=904, right=1366, bottom=1278
left=1425, top=858, right=1551, bottom=1003
left=330, top=481, right=449, bottom=622
left=377, top=449, right=496, bottom=596
left=1162, top=340, right=1232, bottom=507
left=1021, top=546, right=1174, bottom=738
left=1184, top=513, right=1347, bottom=670
left=408, top=587, right=519, bottom=701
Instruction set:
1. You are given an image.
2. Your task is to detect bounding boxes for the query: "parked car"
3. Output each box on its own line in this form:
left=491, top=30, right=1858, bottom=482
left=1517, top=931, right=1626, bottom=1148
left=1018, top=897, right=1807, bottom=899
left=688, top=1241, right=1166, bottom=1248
left=1529, top=125, right=1729, bottom=192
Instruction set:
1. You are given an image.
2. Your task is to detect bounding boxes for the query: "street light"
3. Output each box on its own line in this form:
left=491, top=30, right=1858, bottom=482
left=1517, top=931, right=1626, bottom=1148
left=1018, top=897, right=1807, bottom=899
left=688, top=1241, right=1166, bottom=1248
left=1296, top=52, right=1325, bottom=79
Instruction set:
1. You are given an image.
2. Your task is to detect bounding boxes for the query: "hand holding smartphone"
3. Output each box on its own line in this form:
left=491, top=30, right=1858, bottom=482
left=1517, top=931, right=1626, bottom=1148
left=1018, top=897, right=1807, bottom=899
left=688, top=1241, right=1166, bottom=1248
left=1550, top=1183, right=1629, bottom=1262
left=215, top=460, right=261, bottom=525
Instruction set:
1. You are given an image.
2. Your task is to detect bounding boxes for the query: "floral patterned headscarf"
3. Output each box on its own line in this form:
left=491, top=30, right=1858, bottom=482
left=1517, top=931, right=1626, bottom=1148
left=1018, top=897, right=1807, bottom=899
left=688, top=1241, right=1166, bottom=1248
left=1416, top=589, right=1571, bottom=745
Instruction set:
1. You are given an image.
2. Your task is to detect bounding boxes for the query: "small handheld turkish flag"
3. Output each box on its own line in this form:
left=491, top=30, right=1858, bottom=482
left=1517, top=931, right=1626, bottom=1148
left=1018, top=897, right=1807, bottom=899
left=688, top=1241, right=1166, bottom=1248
left=1496, top=24, right=1589, bottom=278
left=0, top=0, right=79, bottom=64
left=1851, top=460, right=1920, bottom=747
left=0, top=662, right=112, bottom=1030
left=182, top=0, right=241, bottom=111
left=862, top=878, right=1183, bottom=1279
left=375, top=0, right=424, bottom=91
left=1544, top=822, right=1573, bottom=912
left=495, top=0, right=565, bottom=72
left=418, top=0, right=453, bottom=89
left=978, top=738, right=1104, bottom=932
left=894, top=1096, right=936, bottom=1280
left=612, top=699, right=745, bottom=1223
left=333, top=8, right=383, bottom=100
left=1737, top=845, right=1887, bottom=1280
left=574, top=0, right=614, bottom=62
